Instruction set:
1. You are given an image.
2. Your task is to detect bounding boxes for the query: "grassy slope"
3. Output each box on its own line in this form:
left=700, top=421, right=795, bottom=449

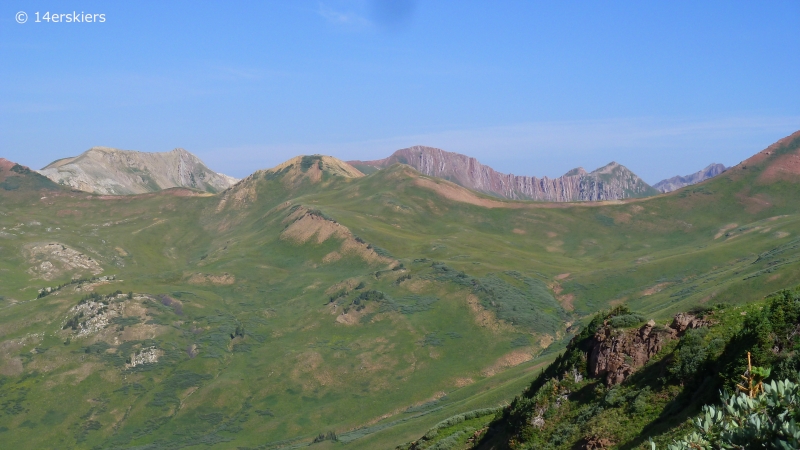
left=423, top=284, right=800, bottom=450
left=0, top=133, right=798, bottom=448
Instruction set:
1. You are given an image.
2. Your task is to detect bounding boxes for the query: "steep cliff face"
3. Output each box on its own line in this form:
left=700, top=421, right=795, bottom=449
left=587, top=320, right=669, bottom=386
left=38, top=147, right=238, bottom=195
left=586, top=314, right=710, bottom=386
left=653, top=163, right=727, bottom=193
left=349, top=146, right=659, bottom=202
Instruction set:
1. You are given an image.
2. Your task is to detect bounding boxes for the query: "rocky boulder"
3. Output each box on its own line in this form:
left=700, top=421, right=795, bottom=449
left=669, top=313, right=711, bottom=337
left=587, top=319, right=669, bottom=386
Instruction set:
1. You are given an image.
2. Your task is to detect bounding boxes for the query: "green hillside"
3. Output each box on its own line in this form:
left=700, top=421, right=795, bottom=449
left=401, top=285, right=800, bottom=450
left=0, top=132, right=799, bottom=449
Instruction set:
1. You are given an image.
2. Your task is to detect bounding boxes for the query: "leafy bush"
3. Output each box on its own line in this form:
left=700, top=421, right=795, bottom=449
left=717, top=289, right=800, bottom=389
left=395, top=273, right=412, bottom=284
left=357, top=290, right=385, bottom=302
left=510, top=336, right=531, bottom=348
left=608, top=314, right=646, bottom=328
left=312, top=431, right=338, bottom=443
left=668, top=328, right=710, bottom=384
left=472, top=272, right=566, bottom=334
left=111, top=316, right=140, bottom=327
left=159, top=295, right=183, bottom=315
left=659, top=377, right=800, bottom=449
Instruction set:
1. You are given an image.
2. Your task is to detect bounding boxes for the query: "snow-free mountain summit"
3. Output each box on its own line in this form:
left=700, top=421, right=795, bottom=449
left=653, top=163, right=727, bottom=193
left=38, top=147, right=238, bottom=195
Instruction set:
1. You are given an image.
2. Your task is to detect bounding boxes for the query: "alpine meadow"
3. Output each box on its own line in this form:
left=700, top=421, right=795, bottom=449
left=2, top=129, right=800, bottom=449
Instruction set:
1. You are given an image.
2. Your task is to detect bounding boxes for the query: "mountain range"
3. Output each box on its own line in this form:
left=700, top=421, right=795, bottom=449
left=34, top=145, right=727, bottom=202
left=652, top=163, right=727, bottom=193
left=37, top=147, right=238, bottom=195
left=349, top=146, right=661, bottom=202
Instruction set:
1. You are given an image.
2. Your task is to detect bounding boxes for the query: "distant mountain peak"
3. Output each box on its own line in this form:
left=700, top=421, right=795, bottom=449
left=266, top=155, right=364, bottom=180
left=348, top=146, right=658, bottom=202
left=563, top=167, right=587, bottom=177
left=38, top=147, right=238, bottom=195
left=653, top=163, right=727, bottom=193
left=595, top=161, right=620, bottom=171
left=216, top=155, right=364, bottom=212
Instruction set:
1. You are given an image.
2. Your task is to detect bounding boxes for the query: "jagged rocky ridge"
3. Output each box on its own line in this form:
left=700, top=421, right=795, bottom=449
left=349, top=146, right=659, bottom=202
left=38, top=147, right=238, bottom=195
left=652, top=163, right=727, bottom=193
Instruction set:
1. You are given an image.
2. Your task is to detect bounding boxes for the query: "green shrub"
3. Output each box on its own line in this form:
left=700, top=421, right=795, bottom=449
left=717, top=289, right=800, bottom=389
left=658, top=377, right=800, bottom=449
left=608, top=314, right=646, bottom=328
left=668, top=328, right=709, bottom=384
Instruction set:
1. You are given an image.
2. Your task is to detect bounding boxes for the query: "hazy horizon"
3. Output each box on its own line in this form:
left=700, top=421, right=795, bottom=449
left=2, top=1, right=798, bottom=183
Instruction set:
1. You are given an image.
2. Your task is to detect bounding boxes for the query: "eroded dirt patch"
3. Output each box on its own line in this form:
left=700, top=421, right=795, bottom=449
left=557, top=293, right=575, bottom=312
left=414, top=177, right=513, bottom=209
left=0, top=357, right=23, bottom=376
left=482, top=349, right=533, bottom=377
left=281, top=207, right=394, bottom=266
left=714, top=224, right=738, bottom=239
left=453, top=377, right=475, bottom=388
left=466, top=294, right=514, bottom=333
left=188, top=272, right=235, bottom=285
left=642, top=282, right=672, bottom=296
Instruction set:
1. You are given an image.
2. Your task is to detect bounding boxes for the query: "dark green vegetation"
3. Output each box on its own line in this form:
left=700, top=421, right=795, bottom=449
left=444, top=286, right=800, bottom=450
left=0, top=131, right=799, bottom=449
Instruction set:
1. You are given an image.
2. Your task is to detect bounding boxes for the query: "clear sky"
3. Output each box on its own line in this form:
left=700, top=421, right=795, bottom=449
left=1, top=1, right=798, bottom=183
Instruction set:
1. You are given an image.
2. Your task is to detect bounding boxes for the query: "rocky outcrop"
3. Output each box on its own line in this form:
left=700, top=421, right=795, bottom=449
left=653, top=163, right=727, bottom=193
left=587, top=320, right=669, bottom=386
left=587, top=314, right=710, bottom=386
left=38, top=147, right=238, bottom=195
left=668, top=313, right=711, bottom=337
left=579, top=436, right=615, bottom=450
left=349, top=146, right=659, bottom=202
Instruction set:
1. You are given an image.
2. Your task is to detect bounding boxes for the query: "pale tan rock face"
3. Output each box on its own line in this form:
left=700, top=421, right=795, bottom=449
left=38, top=147, right=238, bottom=195
left=349, top=146, right=659, bottom=202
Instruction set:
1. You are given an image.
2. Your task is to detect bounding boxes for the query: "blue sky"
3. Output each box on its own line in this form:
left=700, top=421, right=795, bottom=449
left=1, top=1, right=798, bottom=183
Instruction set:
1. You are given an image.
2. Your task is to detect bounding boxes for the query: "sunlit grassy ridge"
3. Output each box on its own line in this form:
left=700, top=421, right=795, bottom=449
left=0, top=133, right=799, bottom=448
